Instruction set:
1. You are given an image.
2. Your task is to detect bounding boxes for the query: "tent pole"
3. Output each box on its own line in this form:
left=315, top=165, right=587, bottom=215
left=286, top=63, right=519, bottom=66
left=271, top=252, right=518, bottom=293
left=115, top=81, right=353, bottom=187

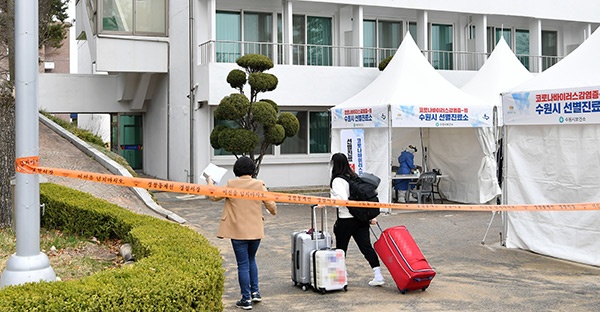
left=386, top=104, right=392, bottom=213
left=501, top=124, right=508, bottom=246
left=420, top=128, right=428, bottom=171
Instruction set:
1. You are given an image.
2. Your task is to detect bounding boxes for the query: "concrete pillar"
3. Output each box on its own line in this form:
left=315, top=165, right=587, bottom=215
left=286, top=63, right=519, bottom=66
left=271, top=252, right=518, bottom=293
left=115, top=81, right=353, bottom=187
left=416, top=10, right=428, bottom=50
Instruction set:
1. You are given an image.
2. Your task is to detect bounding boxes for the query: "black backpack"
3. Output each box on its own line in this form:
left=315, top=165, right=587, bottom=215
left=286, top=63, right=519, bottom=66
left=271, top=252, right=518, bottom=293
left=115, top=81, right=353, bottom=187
left=340, top=173, right=381, bottom=222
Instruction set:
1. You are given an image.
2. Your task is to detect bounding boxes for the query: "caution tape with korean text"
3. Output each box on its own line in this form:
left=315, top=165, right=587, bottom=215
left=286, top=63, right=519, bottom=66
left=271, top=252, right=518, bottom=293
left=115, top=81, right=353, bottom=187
left=15, top=156, right=600, bottom=212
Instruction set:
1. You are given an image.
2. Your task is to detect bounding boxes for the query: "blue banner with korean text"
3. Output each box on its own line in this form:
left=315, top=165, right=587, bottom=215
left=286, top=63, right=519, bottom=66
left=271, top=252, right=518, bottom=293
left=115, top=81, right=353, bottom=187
left=340, top=129, right=366, bottom=175
left=503, top=86, right=600, bottom=125
left=331, top=105, right=388, bottom=129
left=391, top=104, right=494, bottom=127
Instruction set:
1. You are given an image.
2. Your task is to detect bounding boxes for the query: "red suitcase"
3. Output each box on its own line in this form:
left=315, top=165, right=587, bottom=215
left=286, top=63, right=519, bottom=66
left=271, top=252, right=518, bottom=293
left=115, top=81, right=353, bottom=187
left=373, top=224, right=436, bottom=294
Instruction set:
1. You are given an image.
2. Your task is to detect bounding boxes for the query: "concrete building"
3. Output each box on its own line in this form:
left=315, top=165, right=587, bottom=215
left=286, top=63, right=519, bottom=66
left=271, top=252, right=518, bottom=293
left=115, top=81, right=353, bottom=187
left=39, top=0, right=600, bottom=188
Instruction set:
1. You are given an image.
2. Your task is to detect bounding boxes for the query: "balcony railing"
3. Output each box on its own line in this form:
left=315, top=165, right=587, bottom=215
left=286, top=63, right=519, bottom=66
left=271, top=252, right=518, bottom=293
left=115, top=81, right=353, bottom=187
left=199, top=40, right=562, bottom=73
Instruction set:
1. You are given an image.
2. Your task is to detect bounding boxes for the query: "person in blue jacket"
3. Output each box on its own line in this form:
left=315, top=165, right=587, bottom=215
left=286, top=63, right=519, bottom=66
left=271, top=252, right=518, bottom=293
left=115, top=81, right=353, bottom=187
left=393, top=145, right=419, bottom=202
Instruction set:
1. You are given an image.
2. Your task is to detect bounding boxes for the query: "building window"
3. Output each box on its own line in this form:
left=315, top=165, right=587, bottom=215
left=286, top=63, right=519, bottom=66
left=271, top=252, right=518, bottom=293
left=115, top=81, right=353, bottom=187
left=291, top=15, right=332, bottom=66
left=363, top=20, right=403, bottom=67
left=216, top=11, right=241, bottom=63
left=515, top=29, right=530, bottom=69
left=496, top=28, right=512, bottom=47
left=408, top=22, right=417, bottom=39
left=280, top=111, right=308, bottom=154
left=487, top=27, right=512, bottom=53
left=292, top=15, right=306, bottom=65
left=542, top=30, right=558, bottom=71
left=280, top=110, right=330, bottom=155
left=216, top=11, right=274, bottom=63
left=101, top=0, right=166, bottom=36
left=244, top=12, right=273, bottom=58
left=363, top=20, right=377, bottom=67
left=214, top=111, right=330, bottom=156
left=430, top=24, right=453, bottom=70
left=379, top=21, right=402, bottom=56
left=212, top=119, right=273, bottom=156
left=309, top=111, right=331, bottom=154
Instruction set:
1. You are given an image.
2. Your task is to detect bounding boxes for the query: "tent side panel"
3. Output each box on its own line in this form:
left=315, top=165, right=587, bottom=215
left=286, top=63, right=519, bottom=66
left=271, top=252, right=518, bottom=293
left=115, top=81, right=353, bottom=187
left=504, top=124, right=600, bottom=266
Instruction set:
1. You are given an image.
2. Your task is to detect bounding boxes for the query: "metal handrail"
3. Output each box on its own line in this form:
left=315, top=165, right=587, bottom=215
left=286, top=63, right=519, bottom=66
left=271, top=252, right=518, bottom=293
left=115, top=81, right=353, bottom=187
left=198, top=40, right=563, bottom=72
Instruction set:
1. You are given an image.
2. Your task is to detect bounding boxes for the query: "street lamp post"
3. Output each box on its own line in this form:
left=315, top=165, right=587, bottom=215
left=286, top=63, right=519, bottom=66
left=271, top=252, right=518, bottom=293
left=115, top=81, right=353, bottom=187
left=0, top=0, right=56, bottom=287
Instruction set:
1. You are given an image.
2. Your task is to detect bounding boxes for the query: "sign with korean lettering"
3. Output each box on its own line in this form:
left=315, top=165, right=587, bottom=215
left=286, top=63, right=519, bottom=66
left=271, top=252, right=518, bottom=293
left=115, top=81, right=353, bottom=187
left=390, top=104, right=494, bottom=127
left=503, top=86, right=600, bottom=125
left=340, top=129, right=365, bottom=175
left=331, top=105, right=388, bottom=129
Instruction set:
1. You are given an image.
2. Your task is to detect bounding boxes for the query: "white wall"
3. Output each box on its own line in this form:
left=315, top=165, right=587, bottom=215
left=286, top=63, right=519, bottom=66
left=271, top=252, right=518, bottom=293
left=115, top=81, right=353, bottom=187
left=198, top=63, right=476, bottom=106
left=167, top=0, right=192, bottom=182
left=143, top=75, right=169, bottom=180
left=77, top=114, right=110, bottom=144
left=95, top=38, right=168, bottom=73
left=39, top=74, right=131, bottom=113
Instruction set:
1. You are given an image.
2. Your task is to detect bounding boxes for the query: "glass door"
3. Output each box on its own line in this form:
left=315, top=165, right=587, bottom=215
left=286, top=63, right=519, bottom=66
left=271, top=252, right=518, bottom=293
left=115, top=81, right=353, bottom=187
left=431, top=24, right=453, bottom=70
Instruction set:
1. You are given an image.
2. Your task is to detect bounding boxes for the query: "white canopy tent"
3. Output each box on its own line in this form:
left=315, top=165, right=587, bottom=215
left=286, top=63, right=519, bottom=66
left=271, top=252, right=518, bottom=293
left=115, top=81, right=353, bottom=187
left=501, top=28, right=600, bottom=266
left=460, top=38, right=534, bottom=202
left=331, top=34, right=499, bottom=204
left=462, top=38, right=534, bottom=127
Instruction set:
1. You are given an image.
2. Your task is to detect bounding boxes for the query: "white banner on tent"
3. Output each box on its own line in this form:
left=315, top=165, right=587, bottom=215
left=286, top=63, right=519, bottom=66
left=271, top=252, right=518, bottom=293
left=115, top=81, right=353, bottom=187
left=331, top=106, right=388, bottom=129
left=390, top=105, right=494, bottom=127
left=340, top=129, right=366, bottom=175
left=503, top=86, right=600, bottom=125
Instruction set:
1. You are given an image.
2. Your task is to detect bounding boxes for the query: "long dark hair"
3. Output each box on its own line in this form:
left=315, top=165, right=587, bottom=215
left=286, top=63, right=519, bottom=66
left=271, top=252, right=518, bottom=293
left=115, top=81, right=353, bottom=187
left=329, top=153, right=357, bottom=187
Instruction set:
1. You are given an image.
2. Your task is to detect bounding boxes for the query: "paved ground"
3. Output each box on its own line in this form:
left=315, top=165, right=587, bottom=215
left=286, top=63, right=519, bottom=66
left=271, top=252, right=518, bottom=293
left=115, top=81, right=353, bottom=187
left=40, top=122, right=600, bottom=312
left=154, top=193, right=600, bottom=312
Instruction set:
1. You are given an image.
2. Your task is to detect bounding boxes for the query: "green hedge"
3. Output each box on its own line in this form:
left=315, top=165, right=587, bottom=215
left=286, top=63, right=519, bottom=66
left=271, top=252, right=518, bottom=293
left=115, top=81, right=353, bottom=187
left=0, top=183, right=224, bottom=311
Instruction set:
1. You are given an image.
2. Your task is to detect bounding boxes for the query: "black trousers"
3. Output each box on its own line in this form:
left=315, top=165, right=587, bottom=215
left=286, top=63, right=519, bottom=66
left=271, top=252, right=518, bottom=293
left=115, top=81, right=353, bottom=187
left=334, top=217, right=380, bottom=268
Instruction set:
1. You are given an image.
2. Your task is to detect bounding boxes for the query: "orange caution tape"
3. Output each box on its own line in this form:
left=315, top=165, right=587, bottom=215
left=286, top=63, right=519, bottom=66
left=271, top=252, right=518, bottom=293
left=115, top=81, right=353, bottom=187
left=15, top=156, right=600, bottom=212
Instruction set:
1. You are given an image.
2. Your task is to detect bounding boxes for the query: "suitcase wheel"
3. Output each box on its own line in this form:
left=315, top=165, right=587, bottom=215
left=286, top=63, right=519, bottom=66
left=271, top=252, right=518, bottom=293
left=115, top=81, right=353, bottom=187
left=320, top=289, right=327, bottom=294
left=421, top=286, right=428, bottom=291
left=343, top=285, right=348, bottom=292
left=399, top=288, right=407, bottom=294
left=301, top=285, right=308, bottom=291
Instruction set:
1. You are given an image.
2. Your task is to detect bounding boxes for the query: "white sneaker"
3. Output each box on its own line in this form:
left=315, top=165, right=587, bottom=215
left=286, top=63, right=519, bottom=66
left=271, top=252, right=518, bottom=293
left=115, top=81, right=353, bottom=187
left=368, top=279, right=385, bottom=287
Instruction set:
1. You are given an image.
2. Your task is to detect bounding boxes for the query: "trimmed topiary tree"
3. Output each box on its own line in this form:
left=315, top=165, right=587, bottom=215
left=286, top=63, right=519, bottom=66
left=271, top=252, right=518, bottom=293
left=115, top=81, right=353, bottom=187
left=211, top=54, right=299, bottom=177
left=378, top=55, right=393, bottom=71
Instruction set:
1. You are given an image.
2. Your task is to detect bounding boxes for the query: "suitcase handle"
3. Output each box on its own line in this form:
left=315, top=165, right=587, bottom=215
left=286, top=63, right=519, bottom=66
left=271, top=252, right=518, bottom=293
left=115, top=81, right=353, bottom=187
left=310, top=205, right=328, bottom=240
left=370, top=221, right=384, bottom=240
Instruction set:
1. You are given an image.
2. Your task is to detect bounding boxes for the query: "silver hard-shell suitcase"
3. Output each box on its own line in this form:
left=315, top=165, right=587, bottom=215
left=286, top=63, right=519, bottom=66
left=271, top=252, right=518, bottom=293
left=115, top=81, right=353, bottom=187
left=291, top=205, right=332, bottom=290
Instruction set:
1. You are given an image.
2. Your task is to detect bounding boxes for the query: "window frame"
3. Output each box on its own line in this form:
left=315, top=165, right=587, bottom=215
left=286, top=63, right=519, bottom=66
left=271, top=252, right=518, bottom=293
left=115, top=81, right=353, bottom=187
left=362, top=18, right=403, bottom=68
left=99, top=0, right=168, bottom=36
left=211, top=108, right=330, bottom=158
left=429, top=23, right=454, bottom=70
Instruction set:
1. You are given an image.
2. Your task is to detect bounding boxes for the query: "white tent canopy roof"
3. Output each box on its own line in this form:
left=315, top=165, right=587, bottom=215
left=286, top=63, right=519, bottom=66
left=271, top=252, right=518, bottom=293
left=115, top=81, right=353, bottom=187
left=461, top=37, right=533, bottom=121
left=508, top=29, right=600, bottom=92
left=336, top=34, right=479, bottom=109
left=332, top=34, right=495, bottom=129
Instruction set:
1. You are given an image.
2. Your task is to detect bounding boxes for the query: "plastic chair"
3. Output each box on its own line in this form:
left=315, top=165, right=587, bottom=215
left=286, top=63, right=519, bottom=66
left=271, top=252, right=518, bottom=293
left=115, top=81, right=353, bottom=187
left=405, top=172, right=437, bottom=204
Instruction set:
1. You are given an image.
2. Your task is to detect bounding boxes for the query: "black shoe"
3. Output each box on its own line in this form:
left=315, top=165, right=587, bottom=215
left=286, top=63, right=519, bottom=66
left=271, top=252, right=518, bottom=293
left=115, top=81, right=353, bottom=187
left=236, top=299, right=252, bottom=310
left=251, top=292, right=262, bottom=302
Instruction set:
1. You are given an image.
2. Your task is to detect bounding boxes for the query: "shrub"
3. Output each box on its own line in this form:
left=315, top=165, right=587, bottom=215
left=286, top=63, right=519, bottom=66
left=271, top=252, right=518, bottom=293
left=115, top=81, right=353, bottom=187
left=0, top=184, right=224, bottom=311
